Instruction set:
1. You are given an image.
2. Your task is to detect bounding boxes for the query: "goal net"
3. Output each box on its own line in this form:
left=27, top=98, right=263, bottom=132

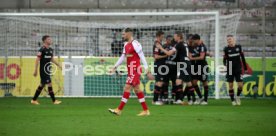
left=0, top=12, right=241, bottom=98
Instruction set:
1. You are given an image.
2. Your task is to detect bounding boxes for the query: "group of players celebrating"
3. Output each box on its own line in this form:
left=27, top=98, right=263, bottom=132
left=152, top=32, right=248, bottom=107
left=152, top=31, right=210, bottom=106
left=31, top=28, right=248, bottom=116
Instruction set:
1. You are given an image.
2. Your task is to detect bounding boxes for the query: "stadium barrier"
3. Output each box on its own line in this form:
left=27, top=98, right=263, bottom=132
left=0, top=57, right=275, bottom=98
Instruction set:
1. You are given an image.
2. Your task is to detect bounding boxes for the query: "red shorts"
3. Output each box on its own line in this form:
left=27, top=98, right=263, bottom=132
left=126, top=73, right=141, bottom=86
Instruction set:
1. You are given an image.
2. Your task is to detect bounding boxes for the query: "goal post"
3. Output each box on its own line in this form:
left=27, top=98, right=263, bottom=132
left=0, top=12, right=241, bottom=98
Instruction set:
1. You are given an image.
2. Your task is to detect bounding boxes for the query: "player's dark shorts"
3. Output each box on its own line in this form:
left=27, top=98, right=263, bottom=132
left=40, top=71, right=51, bottom=84
left=226, top=68, right=243, bottom=82
left=176, top=61, right=192, bottom=82
left=163, top=64, right=177, bottom=83
left=154, top=63, right=167, bottom=82
left=191, top=64, right=209, bottom=82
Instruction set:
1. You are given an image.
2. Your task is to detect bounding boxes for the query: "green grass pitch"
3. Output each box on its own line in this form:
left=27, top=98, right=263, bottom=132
left=0, top=98, right=275, bottom=136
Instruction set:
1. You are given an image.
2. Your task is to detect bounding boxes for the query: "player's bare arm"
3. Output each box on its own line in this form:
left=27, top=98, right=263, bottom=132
left=154, top=43, right=168, bottom=60
left=198, top=39, right=213, bottom=57
left=156, top=43, right=175, bottom=56
left=206, top=52, right=213, bottom=57
left=51, top=57, right=62, bottom=69
left=189, top=52, right=205, bottom=60
left=109, top=66, right=117, bottom=74
left=154, top=54, right=168, bottom=60
left=33, top=57, right=40, bottom=77
left=239, top=46, right=248, bottom=73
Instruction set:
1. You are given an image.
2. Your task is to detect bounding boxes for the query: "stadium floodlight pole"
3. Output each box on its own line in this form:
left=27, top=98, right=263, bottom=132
left=0, top=11, right=221, bottom=98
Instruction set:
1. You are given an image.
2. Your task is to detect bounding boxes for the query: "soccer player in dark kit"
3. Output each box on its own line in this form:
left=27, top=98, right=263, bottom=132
left=162, top=35, right=177, bottom=104
left=186, top=34, right=196, bottom=104
left=189, top=34, right=209, bottom=105
left=31, top=35, right=62, bottom=105
left=156, top=31, right=195, bottom=105
left=223, top=35, right=248, bottom=106
left=152, top=31, right=167, bottom=105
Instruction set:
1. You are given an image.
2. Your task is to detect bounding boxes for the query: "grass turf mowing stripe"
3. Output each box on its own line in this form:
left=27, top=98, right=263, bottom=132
left=0, top=98, right=275, bottom=136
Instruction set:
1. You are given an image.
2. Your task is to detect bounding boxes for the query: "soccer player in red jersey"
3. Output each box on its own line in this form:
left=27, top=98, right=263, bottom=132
left=108, top=28, right=154, bottom=116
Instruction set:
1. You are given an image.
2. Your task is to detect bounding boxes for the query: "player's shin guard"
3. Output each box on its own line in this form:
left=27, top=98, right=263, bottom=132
left=194, top=85, right=202, bottom=99
left=32, top=85, right=44, bottom=100
left=175, top=85, right=183, bottom=101
left=203, top=86, right=209, bottom=102
left=229, top=89, right=235, bottom=101
left=237, top=87, right=242, bottom=96
left=118, top=91, right=130, bottom=110
left=153, top=85, right=161, bottom=102
left=48, top=87, right=56, bottom=102
left=136, top=91, right=148, bottom=111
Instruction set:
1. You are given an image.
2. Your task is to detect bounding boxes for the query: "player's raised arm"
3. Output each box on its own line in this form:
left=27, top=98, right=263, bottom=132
left=189, top=34, right=205, bottom=60
left=154, top=42, right=167, bottom=60
left=198, top=39, right=213, bottom=57
left=189, top=46, right=205, bottom=60
left=154, top=55, right=167, bottom=60
left=156, top=43, right=176, bottom=56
